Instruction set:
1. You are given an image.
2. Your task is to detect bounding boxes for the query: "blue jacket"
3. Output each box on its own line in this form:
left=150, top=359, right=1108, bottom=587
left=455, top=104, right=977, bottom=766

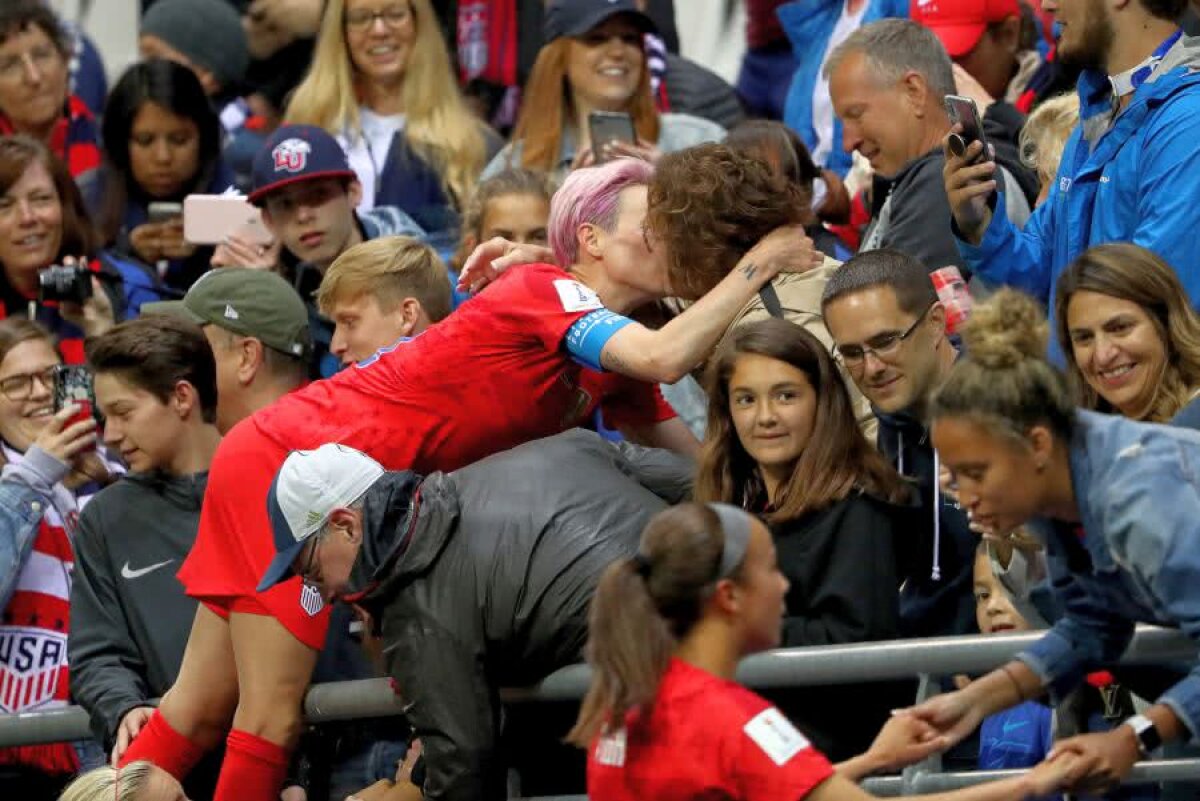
left=1020, top=411, right=1200, bottom=740
left=779, top=0, right=909, bottom=176
left=957, top=34, right=1200, bottom=364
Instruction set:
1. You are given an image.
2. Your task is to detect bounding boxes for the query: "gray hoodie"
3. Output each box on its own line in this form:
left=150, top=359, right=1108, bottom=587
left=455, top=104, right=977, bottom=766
left=345, top=430, right=693, bottom=801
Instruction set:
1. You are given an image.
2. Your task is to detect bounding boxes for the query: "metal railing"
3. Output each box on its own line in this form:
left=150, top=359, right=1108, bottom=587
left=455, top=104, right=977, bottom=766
left=0, top=626, right=1196, bottom=796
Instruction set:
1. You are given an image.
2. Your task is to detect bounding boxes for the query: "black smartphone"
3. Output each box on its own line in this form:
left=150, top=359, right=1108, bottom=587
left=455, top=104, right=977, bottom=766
left=52, top=365, right=100, bottom=432
left=588, top=111, right=637, bottom=163
left=944, top=95, right=989, bottom=162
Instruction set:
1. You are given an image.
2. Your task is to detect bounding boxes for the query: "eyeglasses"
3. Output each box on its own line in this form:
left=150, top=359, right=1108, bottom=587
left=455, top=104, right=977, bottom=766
left=0, top=46, right=62, bottom=84
left=834, top=303, right=935, bottom=368
left=0, top=365, right=56, bottom=401
left=344, top=5, right=412, bottom=32
left=298, top=534, right=324, bottom=587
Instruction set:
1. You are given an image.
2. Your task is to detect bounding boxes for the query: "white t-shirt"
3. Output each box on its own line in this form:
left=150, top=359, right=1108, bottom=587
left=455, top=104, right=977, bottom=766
left=811, top=0, right=868, bottom=168
left=340, top=106, right=407, bottom=211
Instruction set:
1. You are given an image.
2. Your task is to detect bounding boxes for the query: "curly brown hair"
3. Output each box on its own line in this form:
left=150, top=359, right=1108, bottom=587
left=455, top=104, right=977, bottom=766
left=647, top=144, right=805, bottom=300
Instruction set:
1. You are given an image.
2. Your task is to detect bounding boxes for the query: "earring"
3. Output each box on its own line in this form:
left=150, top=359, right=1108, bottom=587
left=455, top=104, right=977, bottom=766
left=1035, top=460, right=1046, bottom=473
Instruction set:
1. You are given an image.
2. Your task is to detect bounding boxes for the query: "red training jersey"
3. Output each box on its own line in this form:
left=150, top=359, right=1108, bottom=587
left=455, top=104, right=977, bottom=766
left=253, top=263, right=642, bottom=473
left=588, top=659, right=834, bottom=801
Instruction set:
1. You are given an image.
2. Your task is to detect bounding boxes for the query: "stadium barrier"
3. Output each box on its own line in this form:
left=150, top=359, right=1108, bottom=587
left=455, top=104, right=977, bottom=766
left=0, top=626, right=1196, bottom=798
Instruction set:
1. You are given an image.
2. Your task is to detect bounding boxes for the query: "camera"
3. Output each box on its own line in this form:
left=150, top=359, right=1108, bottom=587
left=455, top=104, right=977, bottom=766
left=38, top=264, right=93, bottom=305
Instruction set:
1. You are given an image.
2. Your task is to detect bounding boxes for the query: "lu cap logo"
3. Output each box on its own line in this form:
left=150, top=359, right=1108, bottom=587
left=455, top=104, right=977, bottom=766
left=273, top=139, right=312, bottom=173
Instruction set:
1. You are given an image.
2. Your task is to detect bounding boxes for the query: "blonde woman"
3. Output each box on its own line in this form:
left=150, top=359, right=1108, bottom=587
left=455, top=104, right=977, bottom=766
left=60, top=762, right=188, bottom=801
left=1017, top=93, right=1080, bottom=207
left=285, top=0, right=497, bottom=240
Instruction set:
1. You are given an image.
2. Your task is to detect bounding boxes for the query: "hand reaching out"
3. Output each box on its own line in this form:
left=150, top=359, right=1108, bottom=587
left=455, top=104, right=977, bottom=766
left=457, top=238, right=556, bottom=294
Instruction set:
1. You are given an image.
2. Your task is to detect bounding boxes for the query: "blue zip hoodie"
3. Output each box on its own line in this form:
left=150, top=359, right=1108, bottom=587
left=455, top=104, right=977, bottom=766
left=779, top=0, right=910, bottom=176
left=956, top=33, right=1200, bottom=364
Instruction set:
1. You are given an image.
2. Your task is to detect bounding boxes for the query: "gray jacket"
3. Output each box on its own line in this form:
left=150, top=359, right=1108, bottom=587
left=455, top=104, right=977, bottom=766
left=345, top=430, right=693, bottom=801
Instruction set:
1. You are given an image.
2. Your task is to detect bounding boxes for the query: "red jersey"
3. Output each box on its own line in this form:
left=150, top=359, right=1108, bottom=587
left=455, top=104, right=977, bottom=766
left=253, top=262, right=644, bottom=473
left=588, top=659, right=834, bottom=801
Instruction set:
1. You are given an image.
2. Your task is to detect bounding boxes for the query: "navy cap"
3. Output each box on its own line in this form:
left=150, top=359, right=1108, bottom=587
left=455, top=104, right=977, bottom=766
left=543, top=0, right=657, bottom=42
left=248, top=124, right=357, bottom=206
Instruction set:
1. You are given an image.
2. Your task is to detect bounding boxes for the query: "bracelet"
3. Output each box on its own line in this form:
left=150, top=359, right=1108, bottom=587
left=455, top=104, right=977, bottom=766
left=1000, top=664, right=1025, bottom=704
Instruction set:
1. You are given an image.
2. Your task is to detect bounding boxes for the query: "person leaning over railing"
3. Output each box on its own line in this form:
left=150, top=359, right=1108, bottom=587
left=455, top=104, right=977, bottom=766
left=569, top=501, right=1081, bottom=801
left=58, top=760, right=186, bottom=801
left=904, top=288, right=1200, bottom=795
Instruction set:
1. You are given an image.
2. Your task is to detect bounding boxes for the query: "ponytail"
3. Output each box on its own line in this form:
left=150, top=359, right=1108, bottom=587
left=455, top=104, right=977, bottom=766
left=567, top=503, right=755, bottom=747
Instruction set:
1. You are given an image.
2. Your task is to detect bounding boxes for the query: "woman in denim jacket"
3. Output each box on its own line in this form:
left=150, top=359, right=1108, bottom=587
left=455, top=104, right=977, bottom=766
left=0, top=318, right=118, bottom=794
left=902, top=288, right=1200, bottom=795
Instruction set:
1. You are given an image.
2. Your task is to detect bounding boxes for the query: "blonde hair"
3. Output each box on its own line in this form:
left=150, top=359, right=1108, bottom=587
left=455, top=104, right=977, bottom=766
left=318, top=235, right=452, bottom=323
left=60, top=762, right=155, bottom=801
left=452, top=168, right=555, bottom=269
left=510, top=38, right=661, bottom=174
left=285, top=0, right=486, bottom=206
left=1019, top=94, right=1080, bottom=186
left=932, top=289, right=1075, bottom=443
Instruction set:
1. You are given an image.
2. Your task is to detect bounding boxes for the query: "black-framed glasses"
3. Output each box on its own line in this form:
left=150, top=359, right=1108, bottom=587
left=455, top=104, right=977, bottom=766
left=298, top=535, right=324, bottom=587
left=344, top=5, right=412, bottom=31
left=834, top=302, right=935, bottom=368
left=0, top=365, right=56, bottom=401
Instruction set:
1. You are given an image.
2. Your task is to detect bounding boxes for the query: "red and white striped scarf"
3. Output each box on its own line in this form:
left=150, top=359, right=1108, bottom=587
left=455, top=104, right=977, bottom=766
left=0, top=442, right=111, bottom=776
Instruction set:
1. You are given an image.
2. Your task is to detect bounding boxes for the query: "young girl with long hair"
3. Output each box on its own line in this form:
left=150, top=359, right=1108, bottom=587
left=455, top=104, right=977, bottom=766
left=571, top=501, right=1077, bottom=800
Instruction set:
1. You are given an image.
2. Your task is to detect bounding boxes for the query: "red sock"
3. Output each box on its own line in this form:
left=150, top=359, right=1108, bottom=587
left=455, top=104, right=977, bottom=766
left=212, top=729, right=290, bottom=801
left=117, top=709, right=207, bottom=779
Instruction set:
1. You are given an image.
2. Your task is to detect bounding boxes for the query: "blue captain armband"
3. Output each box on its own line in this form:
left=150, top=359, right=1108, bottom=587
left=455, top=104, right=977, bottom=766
left=565, top=309, right=635, bottom=371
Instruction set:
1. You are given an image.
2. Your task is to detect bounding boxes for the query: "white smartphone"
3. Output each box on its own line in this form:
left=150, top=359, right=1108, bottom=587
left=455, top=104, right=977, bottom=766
left=183, top=195, right=273, bottom=246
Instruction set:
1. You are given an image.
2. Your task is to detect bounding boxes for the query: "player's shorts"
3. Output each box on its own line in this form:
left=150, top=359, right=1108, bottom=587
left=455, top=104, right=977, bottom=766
left=177, top=418, right=331, bottom=650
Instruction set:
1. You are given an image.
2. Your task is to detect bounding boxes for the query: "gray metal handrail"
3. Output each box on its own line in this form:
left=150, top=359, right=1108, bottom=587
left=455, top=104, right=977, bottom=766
left=0, top=625, right=1192, bottom=749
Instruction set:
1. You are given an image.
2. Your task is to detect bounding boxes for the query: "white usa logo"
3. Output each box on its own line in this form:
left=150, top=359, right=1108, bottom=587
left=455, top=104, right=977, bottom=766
left=300, top=584, right=325, bottom=617
left=0, top=628, right=66, bottom=713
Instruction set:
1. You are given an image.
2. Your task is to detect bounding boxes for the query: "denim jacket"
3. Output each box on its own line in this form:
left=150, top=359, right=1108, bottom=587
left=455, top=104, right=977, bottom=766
left=0, top=446, right=70, bottom=611
left=1018, top=410, right=1200, bottom=739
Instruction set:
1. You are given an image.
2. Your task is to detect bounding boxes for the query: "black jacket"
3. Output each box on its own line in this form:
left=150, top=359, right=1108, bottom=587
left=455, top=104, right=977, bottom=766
left=764, top=493, right=915, bottom=761
left=346, top=430, right=693, bottom=801
left=875, top=411, right=978, bottom=638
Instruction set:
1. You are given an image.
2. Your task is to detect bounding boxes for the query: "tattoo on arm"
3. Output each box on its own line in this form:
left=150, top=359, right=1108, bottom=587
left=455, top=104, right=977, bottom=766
left=740, top=262, right=758, bottom=281
left=602, top=347, right=630, bottom=374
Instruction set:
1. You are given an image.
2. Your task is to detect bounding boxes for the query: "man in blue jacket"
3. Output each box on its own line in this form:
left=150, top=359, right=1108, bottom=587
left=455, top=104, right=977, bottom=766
left=944, top=0, right=1200, bottom=363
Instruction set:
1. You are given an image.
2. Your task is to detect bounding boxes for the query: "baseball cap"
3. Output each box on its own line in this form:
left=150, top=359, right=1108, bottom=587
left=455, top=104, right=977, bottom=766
left=142, top=268, right=312, bottom=359
left=258, top=444, right=385, bottom=593
left=911, top=0, right=1021, bottom=58
left=247, top=124, right=357, bottom=206
left=543, top=0, right=657, bottom=42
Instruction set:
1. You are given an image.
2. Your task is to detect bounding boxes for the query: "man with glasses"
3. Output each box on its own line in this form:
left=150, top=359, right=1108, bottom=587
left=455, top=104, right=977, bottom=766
left=0, top=0, right=99, bottom=178
left=214, top=123, right=426, bottom=378
left=821, top=248, right=977, bottom=641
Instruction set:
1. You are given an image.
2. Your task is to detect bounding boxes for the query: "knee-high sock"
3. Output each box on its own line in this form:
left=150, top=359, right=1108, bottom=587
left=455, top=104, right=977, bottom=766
left=117, top=709, right=207, bottom=779
left=212, top=729, right=290, bottom=801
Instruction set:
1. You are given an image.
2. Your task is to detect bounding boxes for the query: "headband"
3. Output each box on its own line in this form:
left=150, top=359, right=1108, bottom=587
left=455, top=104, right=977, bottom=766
left=633, top=503, right=755, bottom=581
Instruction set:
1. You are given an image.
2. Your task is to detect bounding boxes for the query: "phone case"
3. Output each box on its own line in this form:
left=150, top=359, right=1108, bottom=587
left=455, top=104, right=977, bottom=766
left=53, top=365, right=99, bottom=428
left=183, top=195, right=273, bottom=246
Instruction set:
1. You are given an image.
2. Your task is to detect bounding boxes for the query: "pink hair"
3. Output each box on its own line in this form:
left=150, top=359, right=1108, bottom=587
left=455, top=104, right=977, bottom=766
left=548, top=158, right=654, bottom=268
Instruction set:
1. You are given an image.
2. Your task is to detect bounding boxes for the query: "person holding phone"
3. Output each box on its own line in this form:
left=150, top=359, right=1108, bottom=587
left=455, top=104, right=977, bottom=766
left=0, top=318, right=120, bottom=796
left=83, top=60, right=233, bottom=292
left=942, top=0, right=1200, bottom=364
left=481, top=0, right=725, bottom=182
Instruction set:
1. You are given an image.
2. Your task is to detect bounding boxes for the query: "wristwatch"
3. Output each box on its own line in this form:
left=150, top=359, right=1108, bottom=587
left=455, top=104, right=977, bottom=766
left=1123, top=714, right=1161, bottom=758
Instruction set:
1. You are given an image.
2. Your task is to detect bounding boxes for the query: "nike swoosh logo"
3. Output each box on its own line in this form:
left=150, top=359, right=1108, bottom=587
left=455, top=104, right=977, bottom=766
left=121, top=559, right=174, bottom=580
left=1002, top=719, right=1030, bottom=735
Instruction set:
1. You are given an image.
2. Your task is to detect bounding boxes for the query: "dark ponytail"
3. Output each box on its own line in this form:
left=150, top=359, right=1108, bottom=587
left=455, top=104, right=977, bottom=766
left=568, top=504, right=733, bottom=747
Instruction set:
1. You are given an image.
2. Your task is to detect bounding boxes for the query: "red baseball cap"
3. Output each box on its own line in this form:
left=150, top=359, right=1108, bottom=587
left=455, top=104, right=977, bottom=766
left=911, top=0, right=1022, bottom=58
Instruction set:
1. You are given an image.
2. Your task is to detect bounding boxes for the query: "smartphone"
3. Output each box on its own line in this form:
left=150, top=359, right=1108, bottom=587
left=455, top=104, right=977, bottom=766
left=53, top=365, right=99, bottom=436
left=147, top=201, right=184, bottom=224
left=183, top=195, right=273, bottom=246
left=944, top=95, right=989, bottom=162
left=588, top=111, right=637, bottom=164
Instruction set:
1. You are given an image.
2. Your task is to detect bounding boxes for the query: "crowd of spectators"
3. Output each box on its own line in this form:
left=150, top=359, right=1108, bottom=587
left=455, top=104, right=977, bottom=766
left=0, top=0, right=1199, bottom=799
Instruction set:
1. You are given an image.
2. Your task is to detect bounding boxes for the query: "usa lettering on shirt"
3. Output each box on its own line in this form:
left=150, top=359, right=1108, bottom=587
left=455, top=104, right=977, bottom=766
left=554, top=279, right=604, bottom=313
left=595, top=728, right=627, bottom=767
left=743, top=707, right=810, bottom=766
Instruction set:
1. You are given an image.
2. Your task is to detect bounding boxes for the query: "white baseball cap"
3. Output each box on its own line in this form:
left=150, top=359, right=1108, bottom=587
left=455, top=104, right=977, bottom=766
left=257, top=443, right=385, bottom=592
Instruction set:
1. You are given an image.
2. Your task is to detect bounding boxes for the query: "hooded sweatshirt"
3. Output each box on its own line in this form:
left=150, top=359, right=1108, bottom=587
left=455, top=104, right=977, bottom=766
left=344, top=430, right=694, bottom=801
left=876, top=410, right=978, bottom=638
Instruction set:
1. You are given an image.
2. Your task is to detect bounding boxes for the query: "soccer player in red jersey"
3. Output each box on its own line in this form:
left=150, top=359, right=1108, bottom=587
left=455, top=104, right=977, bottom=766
left=572, top=502, right=1080, bottom=801
left=115, top=149, right=821, bottom=800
